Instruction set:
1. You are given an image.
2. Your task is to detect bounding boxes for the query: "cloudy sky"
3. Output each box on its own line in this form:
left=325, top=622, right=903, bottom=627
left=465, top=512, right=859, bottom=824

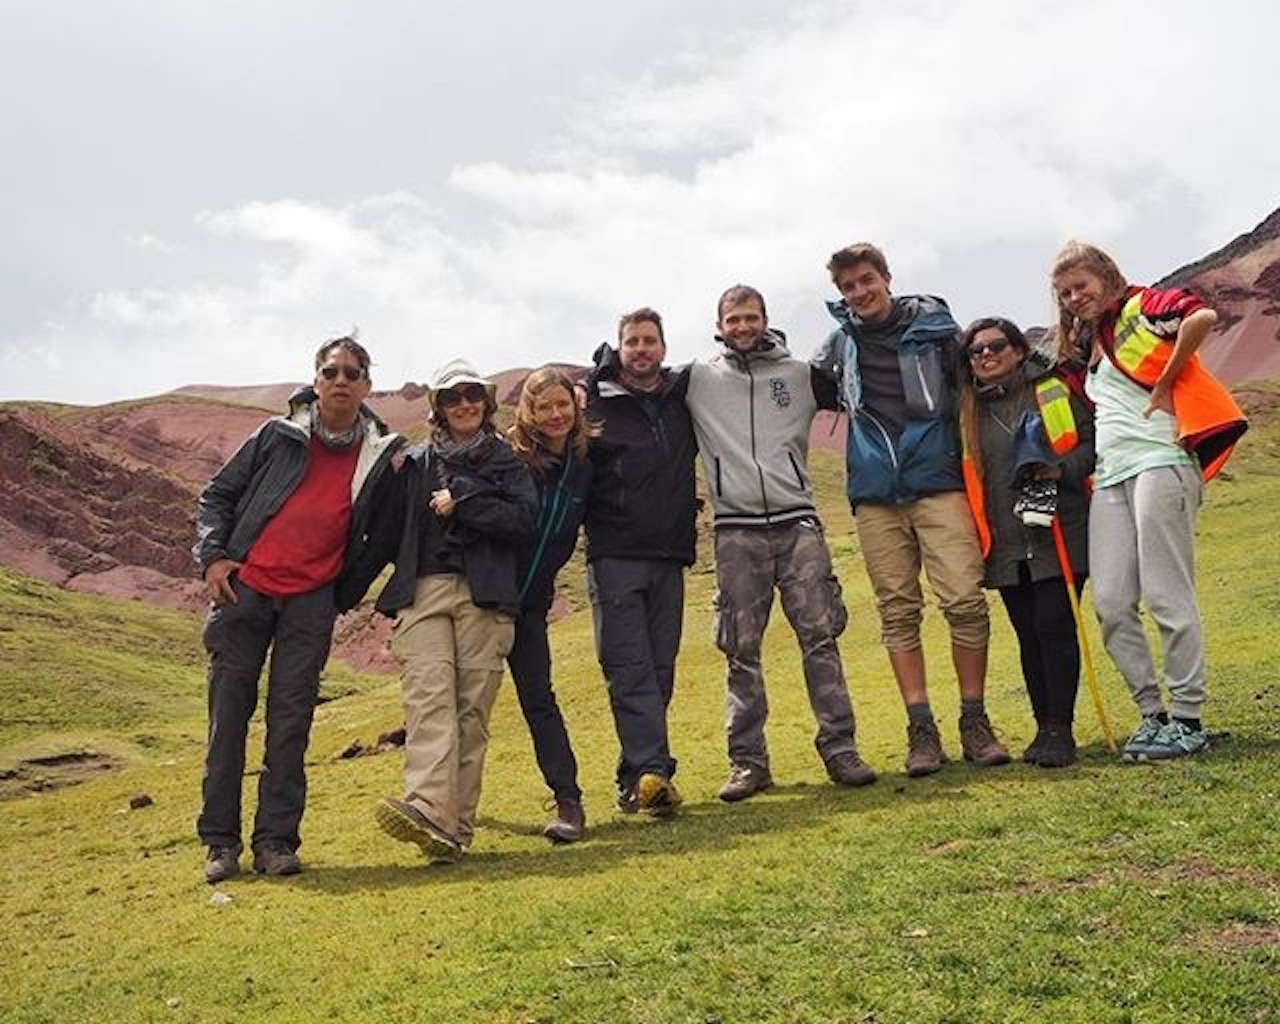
left=3, top=0, right=1277, bottom=404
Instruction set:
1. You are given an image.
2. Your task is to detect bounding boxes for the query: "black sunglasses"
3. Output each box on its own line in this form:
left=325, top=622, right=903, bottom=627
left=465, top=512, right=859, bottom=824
left=436, top=383, right=488, bottom=409
left=967, top=339, right=1011, bottom=360
left=320, top=364, right=365, bottom=382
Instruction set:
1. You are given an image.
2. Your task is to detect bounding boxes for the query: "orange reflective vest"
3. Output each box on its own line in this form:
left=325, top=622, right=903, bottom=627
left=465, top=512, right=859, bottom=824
left=1099, top=288, right=1247, bottom=480
left=962, top=375, right=1081, bottom=558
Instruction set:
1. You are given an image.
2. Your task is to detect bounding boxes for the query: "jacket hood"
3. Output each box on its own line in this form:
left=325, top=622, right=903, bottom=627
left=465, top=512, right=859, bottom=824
left=714, top=327, right=791, bottom=365
left=825, top=294, right=952, bottom=332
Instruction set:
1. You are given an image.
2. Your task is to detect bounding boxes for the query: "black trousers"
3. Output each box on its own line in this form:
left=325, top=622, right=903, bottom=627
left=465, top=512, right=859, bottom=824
left=998, top=568, right=1085, bottom=728
left=587, top=557, right=683, bottom=790
left=197, top=578, right=335, bottom=853
left=507, top=610, right=582, bottom=800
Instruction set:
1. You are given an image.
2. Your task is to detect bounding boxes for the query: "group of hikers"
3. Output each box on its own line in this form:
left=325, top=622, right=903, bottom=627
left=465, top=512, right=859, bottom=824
left=192, top=239, right=1248, bottom=883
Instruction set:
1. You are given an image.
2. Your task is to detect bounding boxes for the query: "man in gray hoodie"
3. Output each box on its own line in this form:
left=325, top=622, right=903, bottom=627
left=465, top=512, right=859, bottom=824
left=683, top=285, right=877, bottom=801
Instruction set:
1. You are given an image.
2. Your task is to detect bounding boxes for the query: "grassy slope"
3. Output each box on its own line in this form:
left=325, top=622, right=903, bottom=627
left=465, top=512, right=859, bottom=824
left=1, top=428, right=1278, bottom=1023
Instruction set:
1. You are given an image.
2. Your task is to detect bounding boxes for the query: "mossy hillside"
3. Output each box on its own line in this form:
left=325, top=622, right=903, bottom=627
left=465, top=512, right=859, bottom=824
left=1, top=426, right=1277, bottom=1023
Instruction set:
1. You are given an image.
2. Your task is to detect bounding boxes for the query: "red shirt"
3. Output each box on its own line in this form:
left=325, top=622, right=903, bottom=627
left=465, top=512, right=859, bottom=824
left=239, top=436, right=360, bottom=597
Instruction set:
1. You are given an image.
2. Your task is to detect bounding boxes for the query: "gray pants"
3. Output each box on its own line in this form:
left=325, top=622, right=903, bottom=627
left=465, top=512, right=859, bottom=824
left=1088, top=463, right=1206, bottom=719
left=713, top=520, right=858, bottom=771
left=587, top=557, right=684, bottom=789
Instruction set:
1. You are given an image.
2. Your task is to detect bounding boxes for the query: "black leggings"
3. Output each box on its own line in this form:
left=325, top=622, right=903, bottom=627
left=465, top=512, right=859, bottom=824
left=998, top=568, right=1085, bottom=727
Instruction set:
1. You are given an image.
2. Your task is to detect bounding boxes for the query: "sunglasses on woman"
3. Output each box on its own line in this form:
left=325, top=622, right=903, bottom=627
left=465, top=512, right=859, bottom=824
left=967, top=339, right=1011, bottom=360
left=436, top=383, right=489, bottom=408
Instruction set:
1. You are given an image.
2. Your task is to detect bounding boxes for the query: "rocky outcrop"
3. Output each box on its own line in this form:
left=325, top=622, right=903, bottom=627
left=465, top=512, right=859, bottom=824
left=1157, top=208, right=1280, bottom=386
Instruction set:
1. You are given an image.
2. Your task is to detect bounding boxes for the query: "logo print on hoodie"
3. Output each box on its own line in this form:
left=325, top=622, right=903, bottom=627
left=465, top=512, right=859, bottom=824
left=769, top=378, right=791, bottom=409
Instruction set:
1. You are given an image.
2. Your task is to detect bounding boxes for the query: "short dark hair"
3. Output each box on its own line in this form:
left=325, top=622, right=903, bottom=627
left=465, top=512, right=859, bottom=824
left=315, top=334, right=371, bottom=375
left=717, top=284, right=767, bottom=322
left=826, top=242, right=890, bottom=283
left=617, top=307, right=664, bottom=344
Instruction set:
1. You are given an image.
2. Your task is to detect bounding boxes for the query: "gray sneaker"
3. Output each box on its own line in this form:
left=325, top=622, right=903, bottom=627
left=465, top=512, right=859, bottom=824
left=1121, top=715, right=1166, bottom=761
left=718, top=763, right=773, bottom=802
left=825, top=751, right=878, bottom=787
left=1130, top=720, right=1209, bottom=762
left=204, top=845, right=241, bottom=885
left=252, top=843, right=302, bottom=877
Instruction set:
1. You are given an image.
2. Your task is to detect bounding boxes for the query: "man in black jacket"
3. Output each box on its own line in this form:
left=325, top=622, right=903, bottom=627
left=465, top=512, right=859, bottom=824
left=193, top=337, right=403, bottom=883
left=585, top=307, right=698, bottom=816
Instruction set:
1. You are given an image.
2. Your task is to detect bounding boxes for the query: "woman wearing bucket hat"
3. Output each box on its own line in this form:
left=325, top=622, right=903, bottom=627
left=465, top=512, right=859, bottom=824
left=506, top=366, right=601, bottom=843
left=957, top=317, right=1095, bottom=767
left=369, top=358, right=538, bottom=861
left=1050, top=241, right=1247, bottom=762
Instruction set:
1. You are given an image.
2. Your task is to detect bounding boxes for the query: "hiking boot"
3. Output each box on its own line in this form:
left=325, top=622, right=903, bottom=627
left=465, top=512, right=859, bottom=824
left=615, top=784, right=639, bottom=815
left=905, top=719, right=946, bottom=777
left=543, top=797, right=586, bottom=844
left=718, top=763, right=773, bottom=802
left=825, top=751, right=878, bottom=788
left=1130, top=720, right=1209, bottom=762
left=204, top=845, right=241, bottom=885
left=636, top=772, right=682, bottom=817
left=1035, top=726, right=1077, bottom=769
left=959, top=712, right=1012, bottom=767
left=374, top=797, right=461, bottom=862
left=1022, top=727, right=1049, bottom=765
left=252, top=842, right=302, bottom=877
left=1120, top=715, right=1166, bottom=761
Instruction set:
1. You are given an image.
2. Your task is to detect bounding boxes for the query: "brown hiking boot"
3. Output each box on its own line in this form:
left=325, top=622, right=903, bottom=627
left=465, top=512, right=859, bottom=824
left=905, top=719, right=946, bottom=777
left=825, top=751, right=878, bottom=788
left=375, top=797, right=462, bottom=862
left=959, top=712, right=1012, bottom=767
left=543, top=797, right=586, bottom=843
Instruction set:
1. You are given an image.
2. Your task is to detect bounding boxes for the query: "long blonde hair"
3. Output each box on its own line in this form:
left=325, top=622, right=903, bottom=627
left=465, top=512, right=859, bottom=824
left=1050, top=240, right=1128, bottom=365
left=508, top=366, right=599, bottom=477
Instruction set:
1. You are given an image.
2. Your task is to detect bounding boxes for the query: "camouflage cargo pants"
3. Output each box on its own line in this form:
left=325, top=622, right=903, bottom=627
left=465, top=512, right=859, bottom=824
left=713, top=519, right=859, bottom=771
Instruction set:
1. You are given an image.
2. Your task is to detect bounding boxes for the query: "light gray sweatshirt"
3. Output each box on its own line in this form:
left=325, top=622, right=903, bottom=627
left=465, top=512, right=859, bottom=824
left=685, top=331, right=822, bottom=529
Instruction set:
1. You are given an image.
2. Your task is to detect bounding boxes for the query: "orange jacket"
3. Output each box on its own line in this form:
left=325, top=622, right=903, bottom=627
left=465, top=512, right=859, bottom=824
left=1098, top=287, right=1247, bottom=480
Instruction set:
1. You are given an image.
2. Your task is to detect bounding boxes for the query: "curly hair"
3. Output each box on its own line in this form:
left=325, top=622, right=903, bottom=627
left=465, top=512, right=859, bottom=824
left=508, top=366, right=600, bottom=477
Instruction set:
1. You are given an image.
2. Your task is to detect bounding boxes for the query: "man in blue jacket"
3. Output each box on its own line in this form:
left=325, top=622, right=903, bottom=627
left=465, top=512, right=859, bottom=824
left=812, top=244, right=1009, bottom=776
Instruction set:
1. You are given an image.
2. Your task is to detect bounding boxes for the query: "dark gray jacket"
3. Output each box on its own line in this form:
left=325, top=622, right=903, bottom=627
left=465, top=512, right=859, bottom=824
left=354, top=436, right=539, bottom=617
left=193, top=388, right=404, bottom=608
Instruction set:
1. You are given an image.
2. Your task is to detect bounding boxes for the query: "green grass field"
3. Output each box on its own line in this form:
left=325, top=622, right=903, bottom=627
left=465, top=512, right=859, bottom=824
left=1, top=423, right=1278, bottom=1023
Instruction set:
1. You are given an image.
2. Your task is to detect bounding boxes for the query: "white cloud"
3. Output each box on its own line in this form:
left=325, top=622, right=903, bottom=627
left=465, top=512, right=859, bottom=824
left=5, top=0, right=1278, bottom=404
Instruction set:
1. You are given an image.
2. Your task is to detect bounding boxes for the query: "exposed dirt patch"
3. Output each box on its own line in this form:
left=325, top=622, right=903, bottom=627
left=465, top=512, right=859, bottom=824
left=1199, top=922, right=1280, bottom=951
left=0, top=750, right=123, bottom=800
left=1004, top=855, right=1280, bottom=897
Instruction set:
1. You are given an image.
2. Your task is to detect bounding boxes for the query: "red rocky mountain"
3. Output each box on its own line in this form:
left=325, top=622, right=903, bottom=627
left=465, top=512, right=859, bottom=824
left=2, top=211, right=1277, bottom=624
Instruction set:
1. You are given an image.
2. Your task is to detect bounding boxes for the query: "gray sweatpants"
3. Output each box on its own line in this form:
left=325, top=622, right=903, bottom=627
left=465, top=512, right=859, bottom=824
left=1088, top=463, right=1206, bottom=720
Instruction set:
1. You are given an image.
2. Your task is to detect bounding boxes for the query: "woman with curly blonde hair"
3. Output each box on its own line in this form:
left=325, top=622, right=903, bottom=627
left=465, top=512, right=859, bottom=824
left=507, top=366, right=600, bottom=842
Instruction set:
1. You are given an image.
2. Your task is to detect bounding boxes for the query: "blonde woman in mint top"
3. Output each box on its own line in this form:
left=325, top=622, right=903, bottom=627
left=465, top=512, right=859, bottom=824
left=1050, top=241, right=1246, bottom=762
